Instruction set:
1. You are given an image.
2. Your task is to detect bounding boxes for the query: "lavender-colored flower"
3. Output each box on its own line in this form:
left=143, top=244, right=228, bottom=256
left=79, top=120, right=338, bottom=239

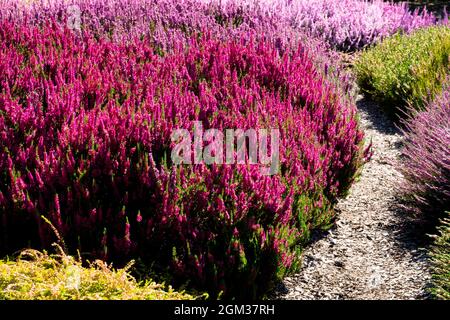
left=399, top=82, right=450, bottom=217
left=0, top=1, right=371, bottom=298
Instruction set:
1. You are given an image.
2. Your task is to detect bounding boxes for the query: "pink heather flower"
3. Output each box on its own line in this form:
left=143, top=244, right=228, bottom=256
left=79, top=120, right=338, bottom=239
left=53, top=193, right=63, bottom=230
left=0, top=14, right=366, bottom=298
left=399, top=81, right=450, bottom=216
left=136, top=211, right=143, bottom=223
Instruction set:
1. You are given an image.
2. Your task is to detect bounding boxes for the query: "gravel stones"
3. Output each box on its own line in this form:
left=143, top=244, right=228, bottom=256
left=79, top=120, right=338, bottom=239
left=273, top=96, right=431, bottom=300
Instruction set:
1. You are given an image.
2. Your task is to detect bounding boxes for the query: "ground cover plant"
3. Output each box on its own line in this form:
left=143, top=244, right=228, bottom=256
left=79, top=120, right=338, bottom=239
left=355, top=25, right=450, bottom=118
left=0, top=17, right=365, bottom=298
left=3, top=0, right=446, bottom=302
left=398, top=81, right=450, bottom=218
left=397, top=81, right=450, bottom=302
left=429, top=213, right=450, bottom=300
left=3, top=0, right=442, bottom=113
left=0, top=0, right=361, bottom=97
left=285, top=0, right=439, bottom=51
left=1, top=0, right=439, bottom=52
left=0, top=245, right=194, bottom=300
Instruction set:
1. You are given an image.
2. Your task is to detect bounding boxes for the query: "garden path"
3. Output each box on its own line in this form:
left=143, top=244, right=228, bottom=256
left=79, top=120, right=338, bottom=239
left=275, top=96, right=431, bottom=299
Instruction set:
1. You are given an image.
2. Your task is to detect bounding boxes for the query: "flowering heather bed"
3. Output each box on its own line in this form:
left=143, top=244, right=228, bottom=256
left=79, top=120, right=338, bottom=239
left=0, top=0, right=440, bottom=52
left=0, top=16, right=366, bottom=298
left=0, top=0, right=442, bottom=302
left=0, top=0, right=321, bottom=51
left=286, top=0, right=440, bottom=51
left=0, top=0, right=359, bottom=98
left=398, top=82, right=450, bottom=218
left=2, top=0, right=440, bottom=110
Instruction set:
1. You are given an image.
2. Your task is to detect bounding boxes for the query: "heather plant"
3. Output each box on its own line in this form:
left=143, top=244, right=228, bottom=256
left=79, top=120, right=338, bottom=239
left=2, top=0, right=440, bottom=52
left=0, top=0, right=357, bottom=101
left=285, top=0, right=439, bottom=51
left=3, top=0, right=439, bottom=100
left=398, top=81, right=450, bottom=217
left=355, top=25, right=450, bottom=118
left=0, top=21, right=365, bottom=298
left=0, top=0, right=309, bottom=51
left=429, top=213, right=450, bottom=300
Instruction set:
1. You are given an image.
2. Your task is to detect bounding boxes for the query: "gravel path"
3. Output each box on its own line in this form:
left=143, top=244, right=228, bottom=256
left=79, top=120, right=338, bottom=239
left=275, top=96, right=431, bottom=300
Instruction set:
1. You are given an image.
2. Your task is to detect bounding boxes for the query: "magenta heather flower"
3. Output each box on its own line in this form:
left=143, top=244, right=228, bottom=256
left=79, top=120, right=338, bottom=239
left=0, top=0, right=441, bottom=52
left=0, top=3, right=367, bottom=298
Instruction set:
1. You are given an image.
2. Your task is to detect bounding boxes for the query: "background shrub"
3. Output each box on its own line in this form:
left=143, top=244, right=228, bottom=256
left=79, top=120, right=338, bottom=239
left=355, top=25, right=450, bottom=118
left=285, top=0, right=439, bottom=51
left=0, top=0, right=358, bottom=104
left=0, top=0, right=333, bottom=54
left=398, top=81, right=449, bottom=217
left=2, top=0, right=436, bottom=52
left=393, top=1, right=449, bottom=19
left=0, top=21, right=365, bottom=298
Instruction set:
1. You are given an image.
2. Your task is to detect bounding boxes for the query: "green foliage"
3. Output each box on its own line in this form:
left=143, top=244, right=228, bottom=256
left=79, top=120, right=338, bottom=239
left=429, top=213, right=450, bottom=300
left=0, top=246, right=195, bottom=300
left=355, top=25, right=450, bottom=118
